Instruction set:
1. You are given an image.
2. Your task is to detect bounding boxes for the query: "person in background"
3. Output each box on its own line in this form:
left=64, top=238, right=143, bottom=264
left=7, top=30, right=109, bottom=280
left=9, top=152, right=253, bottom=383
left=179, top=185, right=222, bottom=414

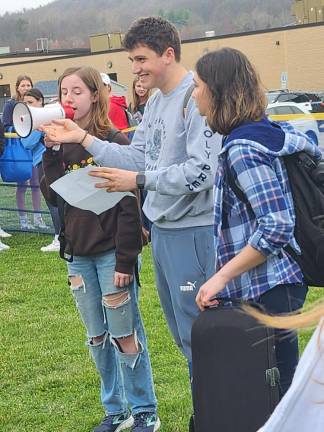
left=193, top=47, right=319, bottom=397
left=0, top=118, right=11, bottom=250
left=128, top=76, right=151, bottom=123
left=3, top=74, right=46, bottom=230
left=22, top=88, right=60, bottom=252
left=129, top=76, right=152, bottom=239
left=42, top=66, right=159, bottom=432
left=100, top=73, right=129, bottom=132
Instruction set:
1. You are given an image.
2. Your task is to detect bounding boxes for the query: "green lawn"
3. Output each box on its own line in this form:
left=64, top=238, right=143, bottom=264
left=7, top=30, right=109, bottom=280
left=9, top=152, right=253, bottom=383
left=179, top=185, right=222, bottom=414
left=0, top=181, right=54, bottom=233
left=0, top=233, right=322, bottom=431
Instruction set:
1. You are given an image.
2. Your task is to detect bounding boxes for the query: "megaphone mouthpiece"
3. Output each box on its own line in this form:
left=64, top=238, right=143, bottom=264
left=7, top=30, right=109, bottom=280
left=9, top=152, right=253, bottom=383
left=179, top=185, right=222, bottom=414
left=62, top=104, right=75, bottom=120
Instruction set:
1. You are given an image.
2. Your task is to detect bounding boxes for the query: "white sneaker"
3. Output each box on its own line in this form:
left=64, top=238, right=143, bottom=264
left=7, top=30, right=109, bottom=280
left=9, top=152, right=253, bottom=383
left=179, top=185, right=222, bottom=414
left=0, top=228, right=12, bottom=238
left=34, top=219, right=49, bottom=229
left=0, top=240, right=10, bottom=251
left=20, top=221, right=34, bottom=230
left=34, top=217, right=49, bottom=230
left=41, top=239, right=60, bottom=252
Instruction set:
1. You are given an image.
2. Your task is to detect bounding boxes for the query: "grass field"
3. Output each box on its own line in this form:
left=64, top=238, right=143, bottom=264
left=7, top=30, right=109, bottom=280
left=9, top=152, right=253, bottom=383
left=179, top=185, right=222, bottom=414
left=0, top=233, right=323, bottom=431
left=0, top=182, right=54, bottom=233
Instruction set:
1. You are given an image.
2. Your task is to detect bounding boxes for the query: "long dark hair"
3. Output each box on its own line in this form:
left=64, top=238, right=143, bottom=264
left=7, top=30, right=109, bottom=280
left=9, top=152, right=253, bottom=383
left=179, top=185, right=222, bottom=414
left=195, top=48, right=267, bottom=135
left=15, top=75, right=33, bottom=101
left=24, top=88, right=44, bottom=106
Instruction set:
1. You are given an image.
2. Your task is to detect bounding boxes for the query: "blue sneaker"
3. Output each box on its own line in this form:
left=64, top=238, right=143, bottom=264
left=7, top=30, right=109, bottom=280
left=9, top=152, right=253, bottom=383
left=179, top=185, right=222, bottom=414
left=94, top=412, right=134, bottom=432
left=131, top=412, right=160, bottom=432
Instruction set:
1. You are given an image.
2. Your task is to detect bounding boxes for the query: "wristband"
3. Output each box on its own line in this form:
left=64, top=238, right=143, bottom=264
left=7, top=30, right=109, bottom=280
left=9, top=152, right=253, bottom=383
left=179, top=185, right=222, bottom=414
left=79, top=130, right=88, bottom=146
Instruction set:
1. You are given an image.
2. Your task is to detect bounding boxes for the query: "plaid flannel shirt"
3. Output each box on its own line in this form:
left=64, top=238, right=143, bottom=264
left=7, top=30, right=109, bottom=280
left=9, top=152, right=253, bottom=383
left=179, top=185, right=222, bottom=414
left=214, top=121, right=321, bottom=300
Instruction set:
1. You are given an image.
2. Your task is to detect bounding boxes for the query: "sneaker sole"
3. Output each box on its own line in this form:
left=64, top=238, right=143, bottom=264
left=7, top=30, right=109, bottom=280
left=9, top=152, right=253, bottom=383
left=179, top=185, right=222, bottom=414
left=154, top=418, right=161, bottom=431
left=116, top=416, right=134, bottom=432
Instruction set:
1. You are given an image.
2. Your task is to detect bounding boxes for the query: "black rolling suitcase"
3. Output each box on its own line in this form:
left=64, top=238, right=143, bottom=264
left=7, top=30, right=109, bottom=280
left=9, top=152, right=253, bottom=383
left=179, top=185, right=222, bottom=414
left=191, top=301, right=280, bottom=432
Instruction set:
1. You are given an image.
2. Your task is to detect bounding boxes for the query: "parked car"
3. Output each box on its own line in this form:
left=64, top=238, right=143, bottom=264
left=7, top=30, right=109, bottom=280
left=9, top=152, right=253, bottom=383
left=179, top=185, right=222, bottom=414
left=266, top=102, right=321, bottom=146
left=266, top=90, right=324, bottom=113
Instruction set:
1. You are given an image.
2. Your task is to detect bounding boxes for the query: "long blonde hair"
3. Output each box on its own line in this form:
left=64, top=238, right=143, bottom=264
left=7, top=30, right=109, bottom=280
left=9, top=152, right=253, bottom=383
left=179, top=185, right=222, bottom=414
left=58, top=66, right=112, bottom=139
left=131, top=77, right=151, bottom=113
left=245, top=300, right=324, bottom=330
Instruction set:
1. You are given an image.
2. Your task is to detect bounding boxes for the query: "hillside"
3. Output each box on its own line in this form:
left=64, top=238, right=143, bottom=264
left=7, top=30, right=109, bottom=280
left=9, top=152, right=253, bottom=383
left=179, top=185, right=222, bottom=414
left=0, top=0, right=294, bottom=51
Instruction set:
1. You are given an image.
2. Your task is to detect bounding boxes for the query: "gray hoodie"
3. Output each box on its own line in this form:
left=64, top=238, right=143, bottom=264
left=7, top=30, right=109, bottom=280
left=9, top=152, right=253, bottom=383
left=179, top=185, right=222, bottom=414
left=87, top=71, right=222, bottom=228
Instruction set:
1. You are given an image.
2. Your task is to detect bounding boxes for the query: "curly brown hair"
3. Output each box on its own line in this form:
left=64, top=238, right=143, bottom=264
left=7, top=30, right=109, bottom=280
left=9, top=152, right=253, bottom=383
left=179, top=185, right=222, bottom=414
left=123, top=16, right=181, bottom=62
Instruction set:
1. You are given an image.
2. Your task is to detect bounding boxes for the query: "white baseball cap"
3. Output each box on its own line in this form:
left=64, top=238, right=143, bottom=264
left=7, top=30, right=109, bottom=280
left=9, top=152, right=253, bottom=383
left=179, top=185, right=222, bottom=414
left=100, top=73, right=111, bottom=86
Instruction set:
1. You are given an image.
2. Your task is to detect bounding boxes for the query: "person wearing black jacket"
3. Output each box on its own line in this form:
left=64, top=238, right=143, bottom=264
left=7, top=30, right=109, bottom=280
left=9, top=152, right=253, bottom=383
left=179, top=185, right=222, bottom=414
left=42, top=66, right=158, bottom=432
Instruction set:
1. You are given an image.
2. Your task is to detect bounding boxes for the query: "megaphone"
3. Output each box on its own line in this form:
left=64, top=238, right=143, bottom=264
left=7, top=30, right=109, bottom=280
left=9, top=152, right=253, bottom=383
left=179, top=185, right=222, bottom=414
left=13, top=102, right=75, bottom=138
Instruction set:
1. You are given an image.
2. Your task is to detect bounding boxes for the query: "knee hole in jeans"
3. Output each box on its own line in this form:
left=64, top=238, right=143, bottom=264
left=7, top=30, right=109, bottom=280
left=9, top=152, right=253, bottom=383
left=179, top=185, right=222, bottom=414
left=103, top=291, right=134, bottom=347
left=111, top=331, right=142, bottom=356
left=103, top=291, right=130, bottom=308
left=68, top=275, right=85, bottom=291
left=89, top=332, right=107, bottom=347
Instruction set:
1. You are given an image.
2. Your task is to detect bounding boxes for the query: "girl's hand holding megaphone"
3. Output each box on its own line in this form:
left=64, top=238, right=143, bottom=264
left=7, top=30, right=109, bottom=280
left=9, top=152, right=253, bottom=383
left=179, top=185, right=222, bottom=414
left=40, top=119, right=93, bottom=149
left=44, top=135, right=61, bottom=149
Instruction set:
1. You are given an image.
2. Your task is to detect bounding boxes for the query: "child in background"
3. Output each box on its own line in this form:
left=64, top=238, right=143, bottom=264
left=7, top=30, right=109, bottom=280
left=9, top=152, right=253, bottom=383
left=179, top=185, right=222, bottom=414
left=128, top=77, right=151, bottom=123
left=100, top=73, right=129, bottom=133
left=22, top=88, right=60, bottom=252
left=3, top=74, right=46, bottom=230
left=129, top=77, right=152, bottom=241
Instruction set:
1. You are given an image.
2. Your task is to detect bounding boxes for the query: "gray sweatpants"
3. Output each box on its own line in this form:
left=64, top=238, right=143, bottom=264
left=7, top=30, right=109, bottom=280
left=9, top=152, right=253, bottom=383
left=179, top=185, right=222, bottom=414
left=151, top=224, right=215, bottom=360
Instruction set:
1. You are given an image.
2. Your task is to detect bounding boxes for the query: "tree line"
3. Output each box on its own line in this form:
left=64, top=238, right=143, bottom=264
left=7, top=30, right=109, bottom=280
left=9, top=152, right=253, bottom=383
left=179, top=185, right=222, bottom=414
left=0, top=0, right=294, bottom=52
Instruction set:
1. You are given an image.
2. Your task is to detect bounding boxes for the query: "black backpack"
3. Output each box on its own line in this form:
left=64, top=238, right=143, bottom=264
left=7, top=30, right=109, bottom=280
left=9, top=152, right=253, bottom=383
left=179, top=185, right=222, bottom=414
left=226, top=150, right=324, bottom=287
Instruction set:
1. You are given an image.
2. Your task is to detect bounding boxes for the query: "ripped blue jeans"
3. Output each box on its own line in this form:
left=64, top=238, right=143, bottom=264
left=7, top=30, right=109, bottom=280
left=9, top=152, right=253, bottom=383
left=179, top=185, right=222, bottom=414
left=67, top=250, right=157, bottom=416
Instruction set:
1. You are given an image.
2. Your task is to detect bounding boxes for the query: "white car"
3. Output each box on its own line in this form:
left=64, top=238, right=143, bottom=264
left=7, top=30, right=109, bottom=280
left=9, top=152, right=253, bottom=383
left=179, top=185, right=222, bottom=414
left=266, top=102, right=320, bottom=146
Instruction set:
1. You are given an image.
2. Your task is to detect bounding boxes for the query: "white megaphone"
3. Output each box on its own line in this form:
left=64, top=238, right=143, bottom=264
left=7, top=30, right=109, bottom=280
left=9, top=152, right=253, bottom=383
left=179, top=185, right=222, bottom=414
left=13, top=102, right=75, bottom=138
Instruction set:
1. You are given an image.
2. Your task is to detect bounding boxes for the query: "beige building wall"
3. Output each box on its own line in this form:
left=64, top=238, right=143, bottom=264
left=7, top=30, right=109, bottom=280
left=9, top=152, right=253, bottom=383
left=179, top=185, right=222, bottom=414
left=0, top=52, right=71, bottom=66
left=293, top=0, right=324, bottom=24
left=1, top=22, right=324, bottom=101
left=183, top=24, right=324, bottom=92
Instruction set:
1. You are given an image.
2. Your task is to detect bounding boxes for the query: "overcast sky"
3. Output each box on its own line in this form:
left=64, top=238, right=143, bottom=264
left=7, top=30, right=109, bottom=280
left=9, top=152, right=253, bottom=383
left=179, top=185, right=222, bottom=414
left=0, top=0, right=55, bottom=15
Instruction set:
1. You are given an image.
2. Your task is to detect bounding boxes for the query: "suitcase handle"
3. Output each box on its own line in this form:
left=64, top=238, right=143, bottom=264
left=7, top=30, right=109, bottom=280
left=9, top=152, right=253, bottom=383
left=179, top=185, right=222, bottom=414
left=209, top=297, right=244, bottom=308
left=209, top=297, right=266, bottom=312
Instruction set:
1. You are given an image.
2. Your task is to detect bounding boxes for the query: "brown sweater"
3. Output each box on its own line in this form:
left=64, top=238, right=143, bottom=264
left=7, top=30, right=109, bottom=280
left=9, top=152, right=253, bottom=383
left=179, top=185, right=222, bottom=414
left=42, top=130, right=141, bottom=275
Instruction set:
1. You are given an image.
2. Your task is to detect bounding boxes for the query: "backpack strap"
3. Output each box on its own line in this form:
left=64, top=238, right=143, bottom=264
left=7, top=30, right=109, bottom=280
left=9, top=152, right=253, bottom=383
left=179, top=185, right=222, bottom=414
left=224, top=155, right=251, bottom=209
left=183, top=84, right=195, bottom=119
